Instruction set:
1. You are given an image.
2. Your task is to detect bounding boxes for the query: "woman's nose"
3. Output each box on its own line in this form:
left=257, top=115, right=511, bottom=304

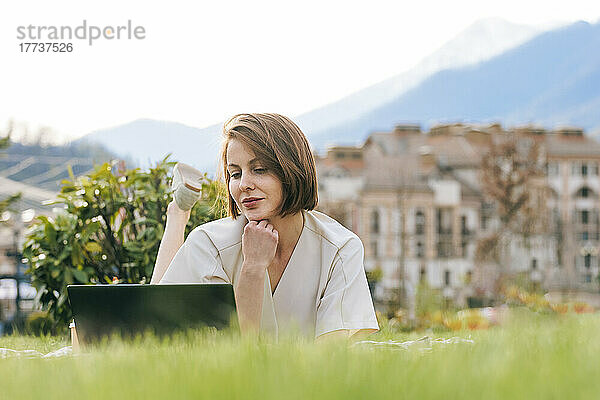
left=239, top=172, right=255, bottom=191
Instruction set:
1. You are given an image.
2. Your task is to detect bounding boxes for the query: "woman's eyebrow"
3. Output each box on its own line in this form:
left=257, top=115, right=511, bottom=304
left=227, top=158, right=260, bottom=168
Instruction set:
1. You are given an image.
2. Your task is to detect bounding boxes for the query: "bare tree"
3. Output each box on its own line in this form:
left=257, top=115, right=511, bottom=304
left=475, top=133, right=547, bottom=297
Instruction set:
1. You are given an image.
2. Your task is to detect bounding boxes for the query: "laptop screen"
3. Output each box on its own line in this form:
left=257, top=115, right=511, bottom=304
left=68, top=284, right=237, bottom=343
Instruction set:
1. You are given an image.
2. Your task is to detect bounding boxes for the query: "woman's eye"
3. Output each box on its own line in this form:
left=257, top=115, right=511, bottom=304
left=230, top=172, right=241, bottom=179
left=254, top=168, right=266, bottom=173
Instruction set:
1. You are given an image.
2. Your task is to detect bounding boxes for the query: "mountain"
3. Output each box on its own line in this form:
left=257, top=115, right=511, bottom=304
left=295, top=18, right=543, bottom=139
left=308, top=21, right=600, bottom=148
left=76, top=18, right=545, bottom=173
left=76, top=119, right=223, bottom=174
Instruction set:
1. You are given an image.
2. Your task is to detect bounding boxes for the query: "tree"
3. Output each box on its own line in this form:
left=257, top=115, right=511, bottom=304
left=22, top=157, right=227, bottom=331
left=474, top=133, right=547, bottom=297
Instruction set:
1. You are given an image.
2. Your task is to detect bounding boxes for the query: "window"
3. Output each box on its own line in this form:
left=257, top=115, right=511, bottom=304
left=531, top=258, right=538, bottom=270
left=465, top=270, right=473, bottom=284
left=370, top=209, right=380, bottom=234
left=581, top=210, right=590, bottom=224
left=481, top=202, right=494, bottom=230
left=437, top=208, right=453, bottom=258
left=461, top=215, right=468, bottom=235
left=585, top=254, right=592, bottom=269
left=416, top=242, right=424, bottom=258
left=481, top=214, right=488, bottom=230
left=576, top=187, right=592, bottom=198
left=437, top=208, right=452, bottom=234
left=444, top=270, right=451, bottom=286
left=572, top=162, right=579, bottom=176
left=547, top=162, right=559, bottom=176
left=419, top=267, right=426, bottom=282
left=415, top=210, right=425, bottom=235
left=582, top=163, right=588, bottom=177
left=437, top=241, right=454, bottom=258
left=592, top=162, right=599, bottom=176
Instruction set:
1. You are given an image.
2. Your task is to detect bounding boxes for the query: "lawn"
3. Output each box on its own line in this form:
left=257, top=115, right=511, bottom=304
left=1, top=310, right=599, bottom=399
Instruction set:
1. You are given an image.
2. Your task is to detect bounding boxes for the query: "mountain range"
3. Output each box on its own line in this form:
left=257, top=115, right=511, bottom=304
left=307, top=20, right=600, bottom=149
left=75, top=19, right=600, bottom=175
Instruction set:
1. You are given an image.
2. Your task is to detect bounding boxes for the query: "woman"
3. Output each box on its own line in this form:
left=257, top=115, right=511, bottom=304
left=151, top=113, right=378, bottom=340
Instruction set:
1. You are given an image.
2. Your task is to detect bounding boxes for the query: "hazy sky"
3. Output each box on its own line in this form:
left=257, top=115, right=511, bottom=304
left=1, top=0, right=599, bottom=142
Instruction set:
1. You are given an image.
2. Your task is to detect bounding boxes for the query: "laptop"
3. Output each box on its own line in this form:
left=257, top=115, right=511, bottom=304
left=67, top=284, right=237, bottom=343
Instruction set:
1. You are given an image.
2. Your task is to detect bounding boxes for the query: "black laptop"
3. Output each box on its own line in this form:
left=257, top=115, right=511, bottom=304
left=67, top=284, right=237, bottom=343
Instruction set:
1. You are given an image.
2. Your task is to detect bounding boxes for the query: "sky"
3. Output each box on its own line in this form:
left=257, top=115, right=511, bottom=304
left=1, top=0, right=599, bottom=143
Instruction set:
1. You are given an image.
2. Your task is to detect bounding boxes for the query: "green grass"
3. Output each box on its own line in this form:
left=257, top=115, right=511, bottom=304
left=1, top=310, right=599, bottom=399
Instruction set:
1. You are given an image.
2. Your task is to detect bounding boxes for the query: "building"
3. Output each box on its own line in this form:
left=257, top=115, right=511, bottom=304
left=0, top=176, right=56, bottom=330
left=544, top=127, right=600, bottom=298
left=316, top=123, right=600, bottom=312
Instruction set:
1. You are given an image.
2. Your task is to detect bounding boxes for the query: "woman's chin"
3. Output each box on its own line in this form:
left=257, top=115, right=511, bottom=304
left=242, top=210, right=264, bottom=221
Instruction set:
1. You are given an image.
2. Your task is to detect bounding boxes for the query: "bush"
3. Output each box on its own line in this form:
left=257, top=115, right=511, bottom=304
left=22, top=157, right=227, bottom=332
left=415, top=281, right=446, bottom=318
left=24, top=311, right=56, bottom=336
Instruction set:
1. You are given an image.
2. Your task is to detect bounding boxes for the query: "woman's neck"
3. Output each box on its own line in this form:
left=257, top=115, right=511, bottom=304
left=268, top=211, right=304, bottom=258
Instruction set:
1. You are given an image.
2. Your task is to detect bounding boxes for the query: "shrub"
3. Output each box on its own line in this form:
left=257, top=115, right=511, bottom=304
left=22, top=157, right=227, bottom=332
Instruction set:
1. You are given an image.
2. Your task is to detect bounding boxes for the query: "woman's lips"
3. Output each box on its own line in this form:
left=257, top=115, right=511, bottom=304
left=242, top=199, right=262, bottom=208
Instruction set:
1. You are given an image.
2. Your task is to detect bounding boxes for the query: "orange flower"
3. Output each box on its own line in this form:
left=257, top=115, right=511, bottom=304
left=443, top=317, right=462, bottom=331
left=573, top=302, right=594, bottom=314
left=550, top=303, right=568, bottom=314
left=466, top=316, right=490, bottom=330
left=505, top=286, right=520, bottom=301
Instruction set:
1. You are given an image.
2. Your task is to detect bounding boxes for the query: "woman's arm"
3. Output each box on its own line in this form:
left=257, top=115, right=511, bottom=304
left=234, top=263, right=266, bottom=336
left=150, top=201, right=191, bottom=284
left=314, top=237, right=379, bottom=338
left=235, top=220, right=278, bottom=335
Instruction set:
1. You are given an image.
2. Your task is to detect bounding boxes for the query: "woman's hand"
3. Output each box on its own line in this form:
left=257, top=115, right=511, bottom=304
left=166, top=200, right=191, bottom=225
left=241, top=220, right=279, bottom=270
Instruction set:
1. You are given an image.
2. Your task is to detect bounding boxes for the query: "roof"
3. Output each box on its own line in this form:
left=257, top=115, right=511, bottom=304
left=426, top=134, right=483, bottom=167
left=545, top=133, right=600, bottom=158
left=0, top=176, right=57, bottom=214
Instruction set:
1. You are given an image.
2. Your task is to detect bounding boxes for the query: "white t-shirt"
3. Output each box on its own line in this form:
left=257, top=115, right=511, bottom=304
left=159, top=209, right=379, bottom=338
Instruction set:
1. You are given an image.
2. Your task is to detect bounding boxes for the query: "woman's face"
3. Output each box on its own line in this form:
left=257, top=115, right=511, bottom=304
left=226, top=138, right=283, bottom=222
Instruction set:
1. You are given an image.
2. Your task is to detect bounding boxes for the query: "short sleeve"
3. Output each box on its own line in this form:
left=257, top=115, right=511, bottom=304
left=315, top=237, right=379, bottom=338
left=159, top=228, right=230, bottom=284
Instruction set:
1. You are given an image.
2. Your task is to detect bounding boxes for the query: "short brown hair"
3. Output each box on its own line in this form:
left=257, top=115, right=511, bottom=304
left=220, top=113, right=318, bottom=219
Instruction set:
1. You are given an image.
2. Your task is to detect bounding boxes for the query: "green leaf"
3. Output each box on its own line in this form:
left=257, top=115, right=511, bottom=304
left=72, top=268, right=88, bottom=283
left=70, top=246, right=82, bottom=266
left=44, top=222, right=57, bottom=244
left=64, top=268, right=74, bottom=285
left=84, top=242, right=103, bottom=253
left=82, top=221, right=101, bottom=237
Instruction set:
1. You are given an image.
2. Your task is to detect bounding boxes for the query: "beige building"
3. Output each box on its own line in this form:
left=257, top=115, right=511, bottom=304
left=544, top=128, right=600, bottom=294
left=315, top=123, right=600, bottom=311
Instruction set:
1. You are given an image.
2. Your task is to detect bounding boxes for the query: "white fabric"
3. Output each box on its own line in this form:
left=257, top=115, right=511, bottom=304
left=159, top=210, right=379, bottom=338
